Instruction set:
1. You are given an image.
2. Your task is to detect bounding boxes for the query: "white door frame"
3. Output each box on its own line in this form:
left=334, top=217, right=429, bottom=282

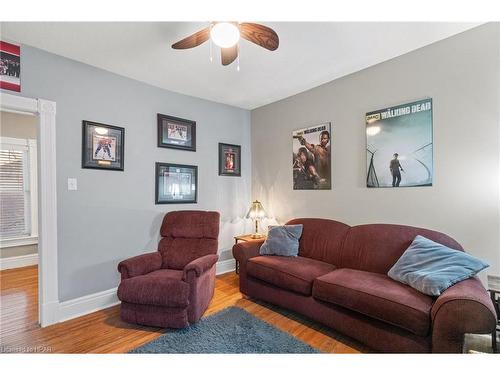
left=0, top=92, right=59, bottom=327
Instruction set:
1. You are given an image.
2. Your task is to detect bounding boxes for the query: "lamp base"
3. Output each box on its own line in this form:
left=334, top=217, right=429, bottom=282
left=251, top=233, right=264, bottom=239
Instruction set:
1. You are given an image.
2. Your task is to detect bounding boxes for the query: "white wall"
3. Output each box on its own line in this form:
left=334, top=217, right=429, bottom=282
left=0, top=111, right=38, bottom=260
left=251, top=23, right=500, bottom=283
left=1, top=111, right=37, bottom=139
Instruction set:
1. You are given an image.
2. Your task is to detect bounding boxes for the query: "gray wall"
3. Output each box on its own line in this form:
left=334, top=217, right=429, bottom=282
left=0, top=111, right=38, bottom=259
left=1, top=46, right=251, bottom=301
left=251, top=23, right=500, bottom=283
left=1, top=244, right=37, bottom=258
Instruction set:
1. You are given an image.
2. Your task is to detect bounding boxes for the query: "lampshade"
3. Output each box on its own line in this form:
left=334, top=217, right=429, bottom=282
left=246, top=200, right=267, bottom=220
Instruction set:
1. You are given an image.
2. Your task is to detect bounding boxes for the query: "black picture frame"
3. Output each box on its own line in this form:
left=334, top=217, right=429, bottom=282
left=155, top=162, right=198, bottom=204
left=157, top=114, right=196, bottom=152
left=218, top=143, right=241, bottom=177
left=82, top=120, right=125, bottom=171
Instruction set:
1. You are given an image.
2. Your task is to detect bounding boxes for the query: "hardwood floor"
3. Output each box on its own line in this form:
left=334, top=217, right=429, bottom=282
left=0, top=265, right=363, bottom=353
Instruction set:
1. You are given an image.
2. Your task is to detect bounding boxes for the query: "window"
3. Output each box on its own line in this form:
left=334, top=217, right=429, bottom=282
left=0, top=137, right=37, bottom=247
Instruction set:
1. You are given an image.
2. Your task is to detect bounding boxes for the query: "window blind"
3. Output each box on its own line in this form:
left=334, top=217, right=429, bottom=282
left=0, top=148, right=28, bottom=239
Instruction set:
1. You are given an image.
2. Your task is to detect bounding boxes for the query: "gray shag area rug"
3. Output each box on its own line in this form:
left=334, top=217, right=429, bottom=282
left=129, top=306, right=319, bottom=354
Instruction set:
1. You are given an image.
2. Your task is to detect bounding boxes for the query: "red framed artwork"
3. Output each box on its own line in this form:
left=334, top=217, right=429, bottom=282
left=0, top=41, right=21, bottom=92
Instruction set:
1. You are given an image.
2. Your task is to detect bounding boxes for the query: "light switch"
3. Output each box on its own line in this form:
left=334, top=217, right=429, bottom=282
left=67, top=178, right=78, bottom=191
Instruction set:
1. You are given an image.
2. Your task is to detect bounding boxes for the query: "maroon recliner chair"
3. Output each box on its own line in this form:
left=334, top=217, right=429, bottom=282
left=117, top=210, right=220, bottom=328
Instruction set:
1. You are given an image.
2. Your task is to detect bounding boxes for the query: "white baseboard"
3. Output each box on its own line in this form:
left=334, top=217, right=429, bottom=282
left=216, top=258, right=236, bottom=275
left=56, top=259, right=235, bottom=324
left=0, top=253, right=38, bottom=270
left=58, top=287, right=119, bottom=323
left=40, top=300, right=60, bottom=328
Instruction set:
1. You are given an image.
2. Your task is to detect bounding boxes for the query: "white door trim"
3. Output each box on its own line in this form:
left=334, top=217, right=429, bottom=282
left=0, top=92, right=59, bottom=327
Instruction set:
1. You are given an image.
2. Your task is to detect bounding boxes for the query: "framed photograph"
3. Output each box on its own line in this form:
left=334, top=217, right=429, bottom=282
left=292, top=123, right=331, bottom=190
left=155, top=162, right=198, bottom=204
left=0, top=41, right=21, bottom=92
left=157, top=114, right=196, bottom=151
left=218, top=143, right=241, bottom=176
left=366, top=98, right=433, bottom=188
left=82, top=120, right=124, bottom=171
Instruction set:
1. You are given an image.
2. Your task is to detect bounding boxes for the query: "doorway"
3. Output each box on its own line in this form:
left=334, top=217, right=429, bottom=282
left=0, top=110, right=39, bottom=334
left=0, top=93, right=58, bottom=327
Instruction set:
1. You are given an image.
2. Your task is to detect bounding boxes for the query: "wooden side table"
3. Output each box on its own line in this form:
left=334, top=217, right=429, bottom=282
left=233, top=234, right=267, bottom=274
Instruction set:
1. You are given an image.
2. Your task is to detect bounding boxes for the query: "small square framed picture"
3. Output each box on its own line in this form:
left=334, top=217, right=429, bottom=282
left=218, top=143, right=241, bottom=176
left=157, top=114, right=196, bottom=151
left=82, top=121, right=125, bottom=171
left=155, top=162, right=198, bottom=204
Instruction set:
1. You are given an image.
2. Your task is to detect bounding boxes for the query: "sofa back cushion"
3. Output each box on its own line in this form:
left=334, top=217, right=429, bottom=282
left=341, top=224, right=463, bottom=274
left=159, top=211, right=219, bottom=269
left=285, top=218, right=350, bottom=265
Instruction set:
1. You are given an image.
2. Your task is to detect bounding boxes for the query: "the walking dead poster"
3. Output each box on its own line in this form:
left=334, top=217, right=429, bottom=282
left=366, top=99, right=433, bottom=188
left=292, top=123, right=332, bottom=190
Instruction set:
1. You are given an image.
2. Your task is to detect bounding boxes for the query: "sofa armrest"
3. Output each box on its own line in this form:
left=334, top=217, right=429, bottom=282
left=183, top=254, right=219, bottom=281
left=117, top=251, right=162, bottom=280
left=232, top=240, right=265, bottom=265
left=431, top=277, right=497, bottom=352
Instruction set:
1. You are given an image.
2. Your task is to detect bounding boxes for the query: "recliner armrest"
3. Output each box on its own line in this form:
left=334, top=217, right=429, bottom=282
left=431, top=277, right=497, bottom=352
left=182, top=254, right=219, bottom=280
left=117, top=251, right=162, bottom=280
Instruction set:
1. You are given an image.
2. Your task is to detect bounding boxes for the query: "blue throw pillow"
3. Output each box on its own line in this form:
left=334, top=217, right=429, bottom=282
left=388, top=235, right=489, bottom=296
left=259, top=225, right=303, bottom=257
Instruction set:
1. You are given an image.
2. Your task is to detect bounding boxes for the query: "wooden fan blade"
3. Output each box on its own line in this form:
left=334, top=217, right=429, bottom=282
left=171, top=27, right=210, bottom=49
left=221, top=44, right=238, bottom=66
left=240, top=23, right=279, bottom=51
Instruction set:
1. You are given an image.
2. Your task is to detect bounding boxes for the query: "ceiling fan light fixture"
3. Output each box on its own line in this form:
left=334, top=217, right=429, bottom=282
left=210, top=22, right=240, bottom=48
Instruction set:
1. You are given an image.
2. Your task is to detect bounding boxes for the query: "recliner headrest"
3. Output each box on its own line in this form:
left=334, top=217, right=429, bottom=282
left=160, top=210, right=220, bottom=239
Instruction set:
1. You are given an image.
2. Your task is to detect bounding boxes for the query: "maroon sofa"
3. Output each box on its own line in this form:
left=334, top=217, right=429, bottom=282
left=233, top=218, right=497, bottom=353
left=117, top=210, right=220, bottom=328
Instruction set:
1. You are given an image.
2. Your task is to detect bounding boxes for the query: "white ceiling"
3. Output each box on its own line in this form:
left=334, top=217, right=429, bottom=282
left=1, top=22, right=480, bottom=109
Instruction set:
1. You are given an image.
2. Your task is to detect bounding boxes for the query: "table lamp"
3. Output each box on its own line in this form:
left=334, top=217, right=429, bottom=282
left=246, top=200, right=267, bottom=239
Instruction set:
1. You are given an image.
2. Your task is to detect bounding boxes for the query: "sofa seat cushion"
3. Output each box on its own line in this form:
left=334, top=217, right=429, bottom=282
left=312, top=268, right=434, bottom=336
left=247, top=256, right=336, bottom=296
left=118, top=269, right=189, bottom=308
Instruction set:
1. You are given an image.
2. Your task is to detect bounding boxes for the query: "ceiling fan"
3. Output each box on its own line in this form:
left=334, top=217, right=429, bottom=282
left=171, top=22, right=279, bottom=66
